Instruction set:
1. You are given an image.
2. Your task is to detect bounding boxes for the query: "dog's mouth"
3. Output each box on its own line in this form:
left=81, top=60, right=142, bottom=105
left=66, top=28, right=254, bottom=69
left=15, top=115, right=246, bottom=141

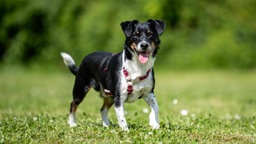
left=130, top=42, right=153, bottom=64
left=136, top=50, right=150, bottom=64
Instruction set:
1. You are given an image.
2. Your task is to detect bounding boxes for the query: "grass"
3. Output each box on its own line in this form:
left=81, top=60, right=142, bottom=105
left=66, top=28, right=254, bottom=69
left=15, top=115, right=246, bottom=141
left=0, top=66, right=256, bottom=143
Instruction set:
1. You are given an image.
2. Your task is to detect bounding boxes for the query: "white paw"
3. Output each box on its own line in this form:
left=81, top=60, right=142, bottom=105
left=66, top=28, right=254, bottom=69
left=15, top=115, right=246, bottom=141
left=122, top=126, right=129, bottom=131
left=103, top=121, right=110, bottom=127
left=68, top=113, right=77, bottom=127
left=69, top=122, right=77, bottom=127
left=150, top=123, right=160, bottom=129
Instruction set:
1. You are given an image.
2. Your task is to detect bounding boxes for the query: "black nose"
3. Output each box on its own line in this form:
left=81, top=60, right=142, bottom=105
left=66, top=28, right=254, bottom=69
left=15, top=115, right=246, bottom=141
left=140, top=43, right=149, bottom=49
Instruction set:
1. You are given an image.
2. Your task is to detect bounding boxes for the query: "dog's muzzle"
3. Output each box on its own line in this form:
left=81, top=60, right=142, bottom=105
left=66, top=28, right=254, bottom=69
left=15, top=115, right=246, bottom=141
left=136, top=42, right=152, bottom=64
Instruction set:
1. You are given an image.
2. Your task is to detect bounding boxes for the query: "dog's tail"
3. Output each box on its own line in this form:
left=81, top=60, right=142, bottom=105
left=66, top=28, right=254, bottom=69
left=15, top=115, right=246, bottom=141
left=60, top=52, right=78, bottom=75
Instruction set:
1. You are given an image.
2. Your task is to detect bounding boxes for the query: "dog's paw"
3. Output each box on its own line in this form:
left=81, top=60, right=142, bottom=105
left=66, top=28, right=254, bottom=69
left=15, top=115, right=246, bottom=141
left=151, top=124, right=160, bottom=129
left=68, top=120, right=77, bottom=127
left=149, top=122, right=160, bottom=129
left=68, top=113, right=77, bottom=127
left=122, top=126, right=129, bottom=131
left=103, top=121, right=110, bottom=127
left=68, top=122, right=77, bottom=127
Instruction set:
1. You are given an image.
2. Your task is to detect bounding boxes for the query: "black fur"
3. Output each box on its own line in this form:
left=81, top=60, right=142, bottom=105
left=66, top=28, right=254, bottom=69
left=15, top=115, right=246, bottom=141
left=71, top=52, right=123, bottom=108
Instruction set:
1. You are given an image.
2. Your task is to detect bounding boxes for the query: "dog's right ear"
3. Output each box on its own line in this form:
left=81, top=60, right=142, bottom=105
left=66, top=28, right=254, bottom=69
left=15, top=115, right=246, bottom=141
left=120, top=20, right=139, bottom=37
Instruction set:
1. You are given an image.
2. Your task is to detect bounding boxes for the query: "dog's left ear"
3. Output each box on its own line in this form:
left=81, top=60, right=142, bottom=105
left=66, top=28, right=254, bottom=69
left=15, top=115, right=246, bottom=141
left=120, top=20, right=139, bottom=37
left=147, top=19, right=166, bottom=36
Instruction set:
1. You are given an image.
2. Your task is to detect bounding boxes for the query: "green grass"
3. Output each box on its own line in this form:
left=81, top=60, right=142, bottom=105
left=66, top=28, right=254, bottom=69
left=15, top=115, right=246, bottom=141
left=0, top=67, right=256, bottom=143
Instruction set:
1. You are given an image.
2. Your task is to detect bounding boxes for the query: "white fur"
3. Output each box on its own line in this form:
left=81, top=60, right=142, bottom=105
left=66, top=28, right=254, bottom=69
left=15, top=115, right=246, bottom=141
left=114, top=102, right=129, bottom=131
left=68, top=113, right=77, bottom=127
left=60, top=52, right=76, bottom=67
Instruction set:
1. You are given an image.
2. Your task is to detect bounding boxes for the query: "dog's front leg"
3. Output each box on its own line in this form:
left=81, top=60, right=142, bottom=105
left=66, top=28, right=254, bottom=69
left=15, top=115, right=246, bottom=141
left=114, top=96, right=129, bottom=131
left=144, top=93, right=160, bottom=129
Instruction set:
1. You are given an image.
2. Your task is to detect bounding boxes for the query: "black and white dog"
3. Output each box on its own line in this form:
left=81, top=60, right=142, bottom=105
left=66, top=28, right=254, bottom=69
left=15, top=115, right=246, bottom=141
left=60, top=19, right=165, bottom=131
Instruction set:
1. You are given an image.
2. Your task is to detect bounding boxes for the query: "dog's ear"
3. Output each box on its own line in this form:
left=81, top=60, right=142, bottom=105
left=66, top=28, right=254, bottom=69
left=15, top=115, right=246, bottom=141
left=120, top=20, right=139, bottom=37
left=147, top=19, right=165, bottom=36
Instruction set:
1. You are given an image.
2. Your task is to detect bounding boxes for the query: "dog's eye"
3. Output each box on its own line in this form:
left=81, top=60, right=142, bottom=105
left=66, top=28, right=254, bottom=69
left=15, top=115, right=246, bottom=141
left=146, top=31, right=152, bottom=36
left=135, top=31, right=140, bottom=37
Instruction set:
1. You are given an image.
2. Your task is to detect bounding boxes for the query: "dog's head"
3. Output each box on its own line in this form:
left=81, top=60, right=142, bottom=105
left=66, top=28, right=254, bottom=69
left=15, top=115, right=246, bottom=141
left=121, top=19, right=165, bottom=64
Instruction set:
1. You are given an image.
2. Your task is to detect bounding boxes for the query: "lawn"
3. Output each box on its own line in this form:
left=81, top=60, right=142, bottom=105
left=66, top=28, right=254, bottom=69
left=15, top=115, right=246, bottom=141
left=0, top=67, right=256, bottom=143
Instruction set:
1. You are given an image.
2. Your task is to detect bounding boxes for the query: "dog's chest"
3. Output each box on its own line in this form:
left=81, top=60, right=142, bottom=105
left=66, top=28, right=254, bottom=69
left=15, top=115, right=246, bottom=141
left=126, top=78, right=153, bottom=103
left=120, top=66, right=154, bottom=103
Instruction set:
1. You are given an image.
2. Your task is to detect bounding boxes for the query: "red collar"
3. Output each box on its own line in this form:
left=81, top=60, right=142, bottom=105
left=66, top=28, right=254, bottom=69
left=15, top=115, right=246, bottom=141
left=123, top=67, right=152, bottom=95
left=103, top=67, right=152, bottom=96
left=123, top=67, right=151, bottom=82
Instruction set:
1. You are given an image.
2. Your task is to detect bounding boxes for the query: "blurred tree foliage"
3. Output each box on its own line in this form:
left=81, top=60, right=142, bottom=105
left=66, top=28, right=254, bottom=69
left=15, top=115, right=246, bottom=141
left=0, top=0, right=255, bottom=69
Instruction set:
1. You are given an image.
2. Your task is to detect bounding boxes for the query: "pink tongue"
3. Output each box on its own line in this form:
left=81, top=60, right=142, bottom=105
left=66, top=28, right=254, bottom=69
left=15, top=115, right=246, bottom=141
left=139, top=54, right=149, bottom=64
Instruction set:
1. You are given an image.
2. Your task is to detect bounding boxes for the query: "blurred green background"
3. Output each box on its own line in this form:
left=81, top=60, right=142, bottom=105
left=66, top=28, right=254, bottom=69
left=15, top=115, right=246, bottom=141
left=0, top=0, right=255, bottom=70
left=1, top=2, right=256, bottom=142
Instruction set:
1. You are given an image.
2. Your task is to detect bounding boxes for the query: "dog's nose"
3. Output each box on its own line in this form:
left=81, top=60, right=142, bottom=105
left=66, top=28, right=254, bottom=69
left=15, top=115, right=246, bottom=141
left=140, top=43, right=149, bottom=50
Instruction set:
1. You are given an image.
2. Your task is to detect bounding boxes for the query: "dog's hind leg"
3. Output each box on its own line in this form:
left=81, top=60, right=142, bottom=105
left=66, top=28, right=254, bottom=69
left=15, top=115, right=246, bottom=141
left=100, top=97, right=114, bottom=127
left=68, top=75, right=92, bottom=127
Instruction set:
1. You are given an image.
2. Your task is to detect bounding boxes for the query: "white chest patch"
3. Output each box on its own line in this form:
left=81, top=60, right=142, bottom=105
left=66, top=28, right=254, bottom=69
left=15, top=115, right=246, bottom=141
left=125, top=76, right=153, bottom=103
left=120, top=51, right=155, bottom=103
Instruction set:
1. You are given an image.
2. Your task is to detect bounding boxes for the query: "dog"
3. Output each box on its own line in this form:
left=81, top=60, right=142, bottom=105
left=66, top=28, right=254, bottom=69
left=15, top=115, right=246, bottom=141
left=60, top=19, right=165, bottom=131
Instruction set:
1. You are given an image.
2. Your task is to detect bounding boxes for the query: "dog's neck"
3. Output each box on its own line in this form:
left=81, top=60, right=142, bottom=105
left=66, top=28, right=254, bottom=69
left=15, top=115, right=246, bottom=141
left=122, top=49, right=155, bottom=78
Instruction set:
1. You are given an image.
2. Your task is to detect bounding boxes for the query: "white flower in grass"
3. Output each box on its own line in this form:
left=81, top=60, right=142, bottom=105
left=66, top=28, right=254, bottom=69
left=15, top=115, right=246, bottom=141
left=142, top=108, right=149, bottom=113
left=33, top=117, right=38, bottom=121
left=181, top=109, right=188, bottom=116
left=234, top=114, right=241, bottom=120
left=172, top=99, right=178, bottom=105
